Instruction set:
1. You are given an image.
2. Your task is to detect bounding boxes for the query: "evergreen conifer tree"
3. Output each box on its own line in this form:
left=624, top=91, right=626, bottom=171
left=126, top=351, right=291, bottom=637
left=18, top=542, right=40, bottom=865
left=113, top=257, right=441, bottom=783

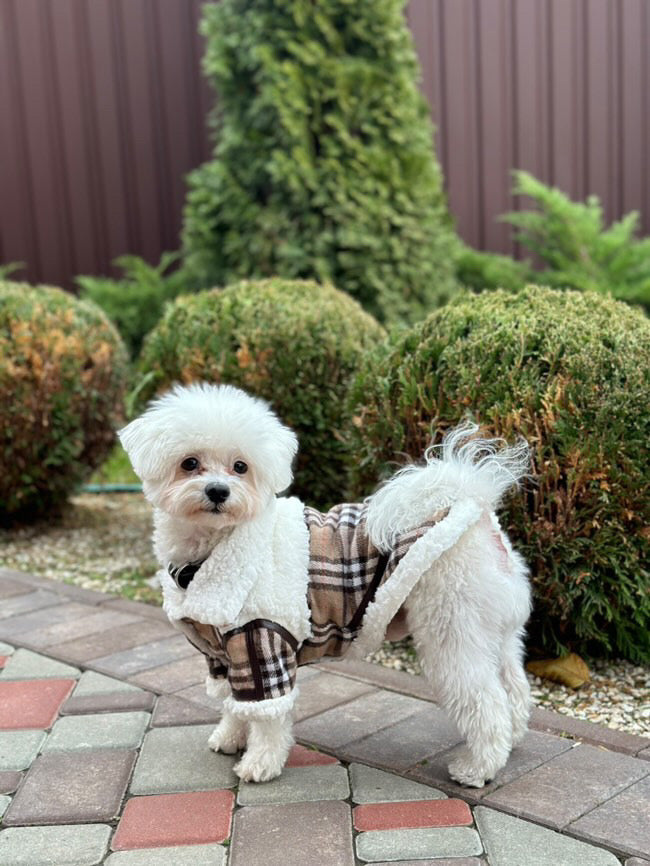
left=182, top=0, right=459, bottom=323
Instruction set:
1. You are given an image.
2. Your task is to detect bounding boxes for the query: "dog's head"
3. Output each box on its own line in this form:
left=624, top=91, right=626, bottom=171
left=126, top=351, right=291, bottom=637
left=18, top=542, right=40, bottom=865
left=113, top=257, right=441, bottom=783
left=119, top=383, right=298, bottom=528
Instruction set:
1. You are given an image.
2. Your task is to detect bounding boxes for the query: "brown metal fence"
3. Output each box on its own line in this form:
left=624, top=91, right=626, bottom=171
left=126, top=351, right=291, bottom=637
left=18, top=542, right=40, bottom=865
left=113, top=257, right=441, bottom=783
left=1, top=0, right=649, bottom=289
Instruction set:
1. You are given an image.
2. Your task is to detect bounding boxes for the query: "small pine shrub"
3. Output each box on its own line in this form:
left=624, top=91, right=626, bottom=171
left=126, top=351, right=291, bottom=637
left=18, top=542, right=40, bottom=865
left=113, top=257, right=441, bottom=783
left=455, top=245, right=531, bottom=293
left=0, top=282, right=129, bottom=523
left=182, top=0, right=459, bottom=323
left=77, top=253, right=188, bottom=358
left=348, top=286, right=650, bottom=662
left=503, top=171, right=650, bottom=312
left=137, top=278, right=385, bottom=507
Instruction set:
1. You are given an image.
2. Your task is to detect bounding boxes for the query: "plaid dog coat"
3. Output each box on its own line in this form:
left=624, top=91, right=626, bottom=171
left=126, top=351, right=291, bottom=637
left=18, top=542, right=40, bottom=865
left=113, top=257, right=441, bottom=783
left=168, top=502, right=448, bottom=705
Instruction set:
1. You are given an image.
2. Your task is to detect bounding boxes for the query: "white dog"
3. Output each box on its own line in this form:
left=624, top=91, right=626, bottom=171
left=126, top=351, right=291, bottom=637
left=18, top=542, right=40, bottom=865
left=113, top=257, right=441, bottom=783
left=119, top=382, right=532, bottom=787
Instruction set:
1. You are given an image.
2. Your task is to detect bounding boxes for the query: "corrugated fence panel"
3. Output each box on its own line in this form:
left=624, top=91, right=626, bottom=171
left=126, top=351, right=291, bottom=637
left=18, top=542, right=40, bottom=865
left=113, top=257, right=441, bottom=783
left=1, top=0, right=649, bottom=287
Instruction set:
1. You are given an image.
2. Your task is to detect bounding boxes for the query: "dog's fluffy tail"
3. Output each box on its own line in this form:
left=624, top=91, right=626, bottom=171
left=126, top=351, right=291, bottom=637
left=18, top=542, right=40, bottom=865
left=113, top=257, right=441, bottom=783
left=365, top=423, right=530, bottom=551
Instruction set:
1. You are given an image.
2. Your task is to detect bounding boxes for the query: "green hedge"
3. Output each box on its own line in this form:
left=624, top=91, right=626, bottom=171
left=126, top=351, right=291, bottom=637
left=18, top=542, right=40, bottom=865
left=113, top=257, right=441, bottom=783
left=137, top=278, right=385, bottom=507
left=347, top=286, right=650, bottom=662
left=0, top=282, right=129, bottom=522
left=182, top=0, right=459, bottom=323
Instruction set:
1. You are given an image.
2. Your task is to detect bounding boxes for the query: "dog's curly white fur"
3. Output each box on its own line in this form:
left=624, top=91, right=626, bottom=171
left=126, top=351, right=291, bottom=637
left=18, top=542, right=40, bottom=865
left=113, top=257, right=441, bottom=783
left=120, top=382, right=532, bottom=787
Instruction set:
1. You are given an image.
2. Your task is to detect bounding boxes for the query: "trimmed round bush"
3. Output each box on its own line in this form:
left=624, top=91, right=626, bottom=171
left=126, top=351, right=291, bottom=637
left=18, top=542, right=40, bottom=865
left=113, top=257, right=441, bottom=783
left=137, top=278, right=385, bottom=507
left=347, top=286, right=650, bottom=662
left=0, top=282, right=130, bottom=523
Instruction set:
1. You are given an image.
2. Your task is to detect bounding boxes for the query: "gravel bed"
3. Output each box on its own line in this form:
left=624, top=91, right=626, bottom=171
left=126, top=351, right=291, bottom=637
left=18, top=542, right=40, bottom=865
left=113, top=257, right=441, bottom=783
left=1, top=493, right=648, bottom=737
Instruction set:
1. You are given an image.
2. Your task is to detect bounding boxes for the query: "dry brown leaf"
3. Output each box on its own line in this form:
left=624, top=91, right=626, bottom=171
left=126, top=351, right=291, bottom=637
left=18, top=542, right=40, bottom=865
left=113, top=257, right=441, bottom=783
left=526, top=652, right=590, bottom=688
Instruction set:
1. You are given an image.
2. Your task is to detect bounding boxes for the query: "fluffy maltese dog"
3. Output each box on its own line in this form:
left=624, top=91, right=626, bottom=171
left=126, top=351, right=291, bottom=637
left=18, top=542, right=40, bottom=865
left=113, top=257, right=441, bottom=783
left=120, top=382, right=531, bottom=786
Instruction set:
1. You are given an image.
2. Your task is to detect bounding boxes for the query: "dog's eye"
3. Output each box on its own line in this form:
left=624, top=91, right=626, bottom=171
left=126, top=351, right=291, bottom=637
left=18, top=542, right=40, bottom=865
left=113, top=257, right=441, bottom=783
left=233, top=460, right=248, bottom=475
left=181, top=457, right=200, bottom=472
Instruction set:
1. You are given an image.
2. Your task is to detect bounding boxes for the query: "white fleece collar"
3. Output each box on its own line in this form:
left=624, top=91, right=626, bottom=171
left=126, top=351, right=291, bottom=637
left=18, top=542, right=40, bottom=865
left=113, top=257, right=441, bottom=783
left=161, top=496, right=312, bottom=642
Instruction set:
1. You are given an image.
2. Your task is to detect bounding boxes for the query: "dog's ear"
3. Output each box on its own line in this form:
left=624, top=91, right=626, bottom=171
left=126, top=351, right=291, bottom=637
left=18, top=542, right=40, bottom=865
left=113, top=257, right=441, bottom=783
left=269, top=423, right=299, bottom=494
left=118, top=416, right=168, bottom=481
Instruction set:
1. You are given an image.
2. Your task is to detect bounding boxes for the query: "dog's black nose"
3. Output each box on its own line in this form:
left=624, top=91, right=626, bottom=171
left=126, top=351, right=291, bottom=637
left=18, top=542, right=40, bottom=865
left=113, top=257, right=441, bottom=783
left=205, top=483, right=230, bottom=505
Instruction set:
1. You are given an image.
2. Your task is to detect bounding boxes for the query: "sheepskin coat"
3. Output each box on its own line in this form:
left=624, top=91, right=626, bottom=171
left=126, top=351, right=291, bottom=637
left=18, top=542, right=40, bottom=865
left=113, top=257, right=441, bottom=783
left=161, top=495, right=482, bottom=718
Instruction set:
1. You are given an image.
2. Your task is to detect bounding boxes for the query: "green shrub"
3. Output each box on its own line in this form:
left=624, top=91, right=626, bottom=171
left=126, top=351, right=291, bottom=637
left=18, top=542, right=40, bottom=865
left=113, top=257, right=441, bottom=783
left=348, top=286, right=650, bottom=662
left=137, top=278, right=385, bottom=507
left=77, top=253, right=188, bottom=358
left=0, top=282, right=130, bottom=523
left=503, top=171, right=650, bottom=312
left=455, top=245, right=531, bottom=293
left=182, top=0, right=459, bottom=324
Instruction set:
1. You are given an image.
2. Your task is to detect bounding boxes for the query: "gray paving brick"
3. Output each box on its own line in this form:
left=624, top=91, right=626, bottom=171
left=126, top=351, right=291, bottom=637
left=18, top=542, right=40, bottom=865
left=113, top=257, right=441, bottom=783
left=638, top=748, right=650, bottom=762
left=531, top=706, right=650, bottom=756
left=294, top=688, right=424, bottom=750
left=483, top=742, right=650, bottom=829
left=0, top=590, right=62, bottom=623
left=0, top=771, right=22, bottom=794
left=0, top=730, right=47, bottom=771
left=173, top=682, right=224, bottom=710
left=342, top=703, right=462, bottom=771
left=568, top=774, right=650, bottom=859
left=130, top=724, right=237, bottom=794
left=3, top=749, right=136, bottom=825
left=73, top=671, right=142, bottom=696
left=410, top=729, right=575, bottom=800
left=151, top=695, right=221, bottom=727
left=356, top=826, right=482, bottom=862
left=230, top=801, right=355, bottom=866
left=369, top=861, right=481, bottom=866
left=475, top=805, right=621, bottom=866
left=90, top=635, right=195, bottom=678
left=21, top=609, right=139, bottom=650
left=0, top=641, right=15, bottom=654
left=127, top=654, right=206, bottom=693
left=0, top=602, right=98, bottom=640
left=0, top=577, right=32, bottom=600
left=46, top=618, right=173, bottom=663
left=0, top=794, right=10, bottom=817
left=315, top=659, right=435, bottom=702
left=0, top=823, right=112, bottom=866
left=101, top=597, right=168, bottom=620
left=105, top=844, right=227, bottom=866
left=43, top=711, right=150, bottom=752
left=238, top=764, right=349, bottom=805
left=626, top=859, right=650, bottom=865
left=349, top=763, right=446, bottom=804
left=293, top=670, right=376, bottom=721
left=0, top=648, right=81, bottom=680
left=62, top=690, right=155, bottom=716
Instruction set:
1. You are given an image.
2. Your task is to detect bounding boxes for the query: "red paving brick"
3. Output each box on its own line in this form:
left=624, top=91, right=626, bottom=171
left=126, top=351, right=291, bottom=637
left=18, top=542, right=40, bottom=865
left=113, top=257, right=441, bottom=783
left=0, top=679, right=75, bottom=730
left=286, top=744, right=340, bottom=767
left=112, top=790, right=235, bottom=850
left=353, top=798, right=473, bottom=832
left=0, top=656, right=8, bottom=668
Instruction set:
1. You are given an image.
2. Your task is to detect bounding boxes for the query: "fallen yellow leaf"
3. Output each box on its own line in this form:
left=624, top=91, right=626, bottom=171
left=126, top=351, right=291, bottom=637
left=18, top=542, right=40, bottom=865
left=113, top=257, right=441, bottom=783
left=526, top=652, right=590, bottom=688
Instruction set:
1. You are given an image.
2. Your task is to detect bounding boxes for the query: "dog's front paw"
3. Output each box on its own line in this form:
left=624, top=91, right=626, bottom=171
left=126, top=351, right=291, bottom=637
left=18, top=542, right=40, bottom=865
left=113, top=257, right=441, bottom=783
left=448, top=748, right=493, bottom=788
left=234, top=749, right=285, bottom=783
left=208, top=721, right=246, bottom=755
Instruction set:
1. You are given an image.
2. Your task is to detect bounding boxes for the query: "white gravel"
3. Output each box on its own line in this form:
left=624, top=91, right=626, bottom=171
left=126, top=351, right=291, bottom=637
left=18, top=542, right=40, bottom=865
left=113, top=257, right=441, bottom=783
left=1, top=493, right=648, bottom=738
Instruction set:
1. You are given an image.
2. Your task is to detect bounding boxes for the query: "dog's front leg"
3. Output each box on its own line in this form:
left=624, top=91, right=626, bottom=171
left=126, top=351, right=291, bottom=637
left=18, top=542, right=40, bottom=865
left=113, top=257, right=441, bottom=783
left=208, top=711, right=248, bottom=755
left=234, top=712, right=294, bottom=783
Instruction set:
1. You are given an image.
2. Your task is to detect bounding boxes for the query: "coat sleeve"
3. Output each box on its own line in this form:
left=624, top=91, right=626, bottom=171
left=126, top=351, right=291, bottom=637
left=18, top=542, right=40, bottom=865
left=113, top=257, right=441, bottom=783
left=222, top=619, right=300, bottom=707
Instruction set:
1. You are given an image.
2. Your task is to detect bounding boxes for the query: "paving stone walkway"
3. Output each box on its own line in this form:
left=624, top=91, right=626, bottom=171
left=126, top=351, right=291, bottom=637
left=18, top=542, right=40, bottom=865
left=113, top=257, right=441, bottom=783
left=0, top=567, right=648, bottom=865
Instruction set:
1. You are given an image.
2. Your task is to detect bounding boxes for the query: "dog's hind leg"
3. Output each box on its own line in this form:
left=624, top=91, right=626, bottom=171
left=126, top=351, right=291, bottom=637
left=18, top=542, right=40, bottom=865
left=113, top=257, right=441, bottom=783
left=408, top=600, right=514, bottom=787
left=500, top=630, right=531, bottom=745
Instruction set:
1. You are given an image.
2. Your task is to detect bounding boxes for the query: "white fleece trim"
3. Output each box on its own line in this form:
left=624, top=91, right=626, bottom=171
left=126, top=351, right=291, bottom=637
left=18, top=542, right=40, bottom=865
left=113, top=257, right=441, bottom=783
left=223, top=689, right=297, bottom=719
left=162, top=497, right=312, bottom=642
left=347, top=498, right=483, bottom=659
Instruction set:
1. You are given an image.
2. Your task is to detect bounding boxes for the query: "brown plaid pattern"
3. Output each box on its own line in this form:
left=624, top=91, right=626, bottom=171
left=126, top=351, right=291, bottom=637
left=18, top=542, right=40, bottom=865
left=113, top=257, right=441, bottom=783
left=177, top=502, right=449, bottom=703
